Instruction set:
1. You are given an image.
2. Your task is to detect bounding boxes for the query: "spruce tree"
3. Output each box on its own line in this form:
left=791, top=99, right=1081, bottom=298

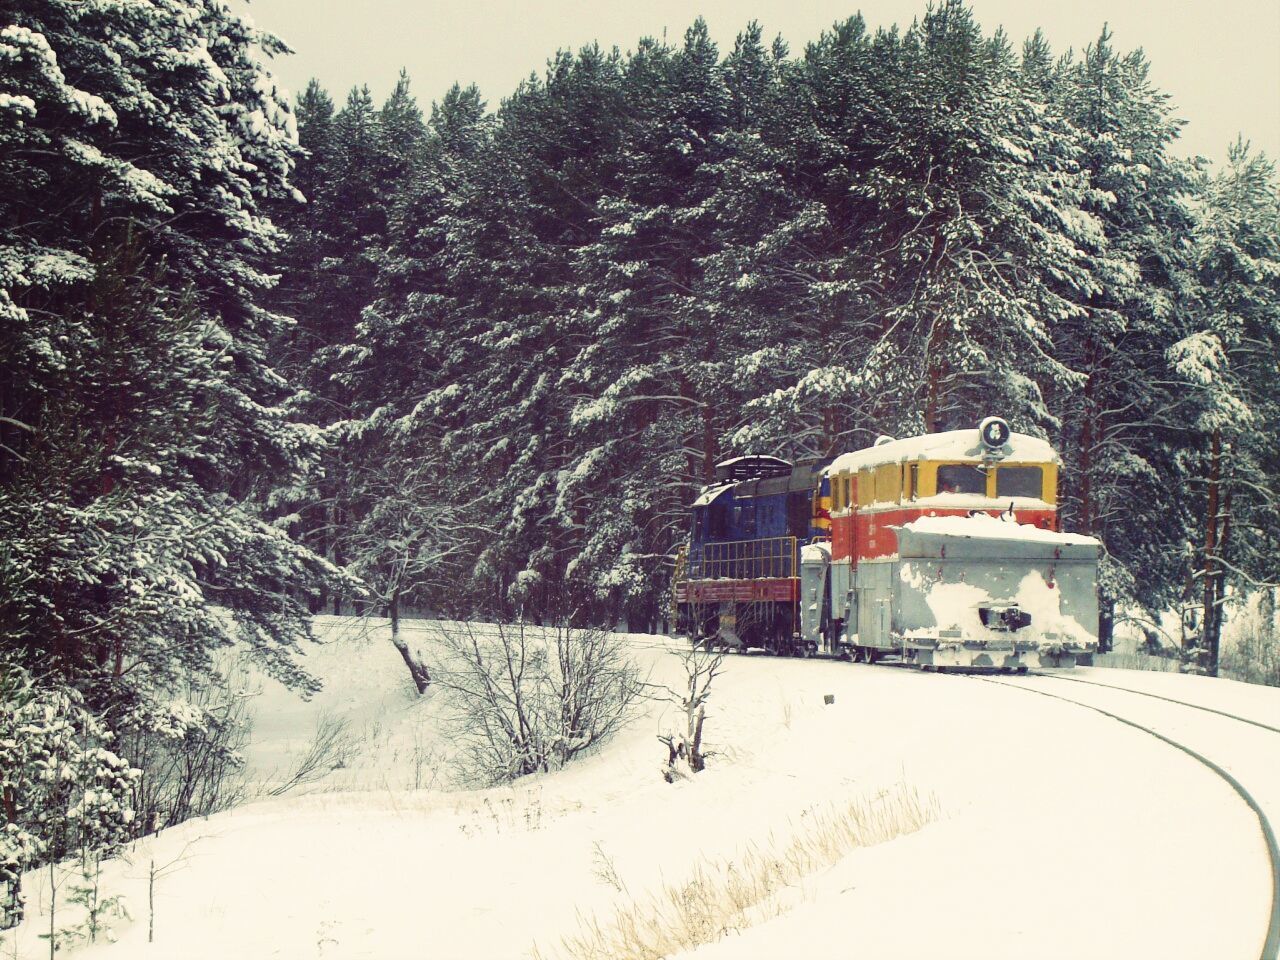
left=1047, top=26, right=1197, bottom=626
left=1177, top=142, right=1280, bottom=672
left=0, top=1, right=346, bottom=711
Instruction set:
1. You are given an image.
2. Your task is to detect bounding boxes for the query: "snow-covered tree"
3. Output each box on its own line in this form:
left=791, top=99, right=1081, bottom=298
left=1045, top=26, right=1198, bottom=626
left=0, top=3, right=348, bottom=714
left=0, top=659, right=137, bottom=930
left=1176, top=142, right=1280, bottom=673
left=273, top=3, right=1278, bottom=640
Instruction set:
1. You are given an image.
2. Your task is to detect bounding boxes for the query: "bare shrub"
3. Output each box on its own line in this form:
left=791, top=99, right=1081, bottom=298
left=532, top=784, right=940, bottom=960
left=114, top=661, right=252, bottom=836
left=408, top=724, right=443, bottom=791
left=429, top=619, right=644, bottom=785
left=266, top=713, right=358, bottom=797
left=659, top=649, right=723, bottom=781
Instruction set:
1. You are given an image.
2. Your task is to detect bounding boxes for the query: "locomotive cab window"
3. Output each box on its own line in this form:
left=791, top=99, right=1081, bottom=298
left=708, top=504, right=727, bottom=539
left=996, top=465, right=1043, bottom=499
left=874, top=464, right=901, bottom=504
left=857, top=469, right=874, bottom=507
left=936, top=464, right=986, bottom=495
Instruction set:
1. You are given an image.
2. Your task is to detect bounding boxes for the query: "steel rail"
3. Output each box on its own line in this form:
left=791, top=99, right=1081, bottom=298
left=1027, top=671, right=1280, bottom=735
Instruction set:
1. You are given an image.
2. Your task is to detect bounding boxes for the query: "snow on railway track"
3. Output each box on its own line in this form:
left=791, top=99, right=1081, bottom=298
left=977, top=672, right=1280, bottom=960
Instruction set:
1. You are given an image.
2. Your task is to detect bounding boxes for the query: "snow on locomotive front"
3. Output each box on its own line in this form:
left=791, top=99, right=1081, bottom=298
left=673, top=418, right=1101, bottom=670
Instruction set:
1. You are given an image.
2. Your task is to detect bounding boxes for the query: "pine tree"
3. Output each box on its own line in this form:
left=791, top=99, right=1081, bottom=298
left=550, top=23, right=745, bottom=625
left=1046, top=26, right=1198, bottom=632
left=1177, top=142, right=1280, bottom=672
left=0, top=2, right=347, bottom=713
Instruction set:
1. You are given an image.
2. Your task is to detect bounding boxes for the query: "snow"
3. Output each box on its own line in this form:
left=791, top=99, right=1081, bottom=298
left=692, top=483, right=733, bottom=507
left=902, top=512, right=1099, bottom=546
left=1067, top=667, right=1280, bottom=730
left=5, top=620, right=1277, bottom=960
left=714, top=455, right=790, bottom=469
left=800, top=541, right=830, bottom=563
left=910, top=491, right=1049, bottom=510
left=0, top=93, right=35, bottom=116
left=829, top=429, right=1059, bottom=475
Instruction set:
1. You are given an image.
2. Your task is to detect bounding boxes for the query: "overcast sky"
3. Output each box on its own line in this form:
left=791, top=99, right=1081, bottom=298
left=239, top=0, right=1280, bottom=165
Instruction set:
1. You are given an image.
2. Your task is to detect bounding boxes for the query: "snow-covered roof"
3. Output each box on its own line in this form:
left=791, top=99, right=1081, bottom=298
left=901, top=513, right=1097, bottom=546
left=692, top=483, right=734, bottom=507
left=828, top=429, right=1058, bottom=475
left=801, top=541, right=831, bottom=563
left=715, top=455, right=789, bottom=468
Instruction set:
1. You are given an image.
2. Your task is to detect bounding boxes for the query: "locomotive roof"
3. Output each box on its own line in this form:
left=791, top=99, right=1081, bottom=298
left=827, top=429, right=1059, bottom=475
left=692, top=483, right=734, bottom=507
left=713, top=455, right=792, bottom=483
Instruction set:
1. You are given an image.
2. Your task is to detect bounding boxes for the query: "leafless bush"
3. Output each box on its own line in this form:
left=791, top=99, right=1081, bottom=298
left=408, top=724, right=443, bottom=791
left=532, top=783, right=940, bottom=960
left=114, top=663, right=253, bottom=835
left=659, top=649, right=723, bottom=782
left=267, top=713, right=358, bottom=797
left=429, top=619, right=645, bottom=785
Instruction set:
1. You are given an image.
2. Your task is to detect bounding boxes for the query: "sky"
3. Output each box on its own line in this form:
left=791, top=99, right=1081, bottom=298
left=236, top=0, right=1280, bottom=166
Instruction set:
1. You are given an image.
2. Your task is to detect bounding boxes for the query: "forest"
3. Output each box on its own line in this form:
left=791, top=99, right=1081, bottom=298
left=1, top=0, right=1279, bottom=898
left=268, top=4, right=1280, bottom=657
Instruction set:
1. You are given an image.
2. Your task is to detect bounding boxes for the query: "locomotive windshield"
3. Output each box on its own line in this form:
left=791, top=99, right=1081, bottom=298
left=996, top=465, right=1043, bottom=499
left=936, top=464, right=986, bottom=494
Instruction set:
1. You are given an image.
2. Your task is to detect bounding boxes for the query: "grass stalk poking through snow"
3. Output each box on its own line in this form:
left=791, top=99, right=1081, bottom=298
left=533, top=783, right=939, bottom=960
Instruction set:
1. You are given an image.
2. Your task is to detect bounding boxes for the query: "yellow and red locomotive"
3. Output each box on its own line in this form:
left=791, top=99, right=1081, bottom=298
left=673, top=418, right=1099, bottom=670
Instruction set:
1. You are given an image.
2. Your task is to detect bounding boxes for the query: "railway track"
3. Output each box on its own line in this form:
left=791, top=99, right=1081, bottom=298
left=976, top=672, right=1280, bottom=960
left=1024, top=671, right=1280, bottom=734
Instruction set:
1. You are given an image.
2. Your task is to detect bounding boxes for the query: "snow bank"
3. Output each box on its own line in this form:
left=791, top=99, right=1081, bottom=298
left=7, top=620, right=1276, bottom=960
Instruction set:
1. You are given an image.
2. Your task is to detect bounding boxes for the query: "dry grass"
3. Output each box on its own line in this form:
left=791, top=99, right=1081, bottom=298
left=532, top=783, right=939, bottom=960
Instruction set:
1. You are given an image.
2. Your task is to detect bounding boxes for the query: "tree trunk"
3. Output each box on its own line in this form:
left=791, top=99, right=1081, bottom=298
left=922, top=310, right=949, bottom=434
left=688, top=705, right=706, bottom=773
left=923, top=359, right=943, bottom=434
left=388, top=591, right=430, bottom=694
left=1097, top=598, right=1114, bottom=654
left=701, top=401, right=716, bottom=484
left=1202, top=429, right=1221, bottom=675
left=331, top=503, right=343, bottom=616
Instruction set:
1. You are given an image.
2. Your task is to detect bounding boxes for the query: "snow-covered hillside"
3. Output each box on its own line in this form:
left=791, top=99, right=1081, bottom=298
left=7, top=618, right=1278, bottom=959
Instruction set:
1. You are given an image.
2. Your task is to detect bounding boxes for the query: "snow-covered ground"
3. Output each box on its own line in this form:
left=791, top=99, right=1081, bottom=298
left=7, top=618, right=1278, bottom=959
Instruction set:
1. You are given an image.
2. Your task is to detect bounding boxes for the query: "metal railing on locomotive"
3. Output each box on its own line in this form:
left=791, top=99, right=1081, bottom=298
left=690, top=536, right=797, bottom=580
left=678, top=536, right=802, bottom=647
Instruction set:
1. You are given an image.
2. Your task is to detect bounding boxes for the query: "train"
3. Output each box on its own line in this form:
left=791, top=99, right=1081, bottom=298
left=672, top=417, right=1100, bottom=671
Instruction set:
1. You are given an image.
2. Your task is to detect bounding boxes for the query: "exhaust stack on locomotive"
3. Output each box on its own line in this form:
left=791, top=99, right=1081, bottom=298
left=672, top=417, right=1100, bottom=671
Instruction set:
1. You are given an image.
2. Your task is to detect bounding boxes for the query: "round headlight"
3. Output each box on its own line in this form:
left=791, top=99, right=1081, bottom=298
left=979, top=416, right=1010, bottom=449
